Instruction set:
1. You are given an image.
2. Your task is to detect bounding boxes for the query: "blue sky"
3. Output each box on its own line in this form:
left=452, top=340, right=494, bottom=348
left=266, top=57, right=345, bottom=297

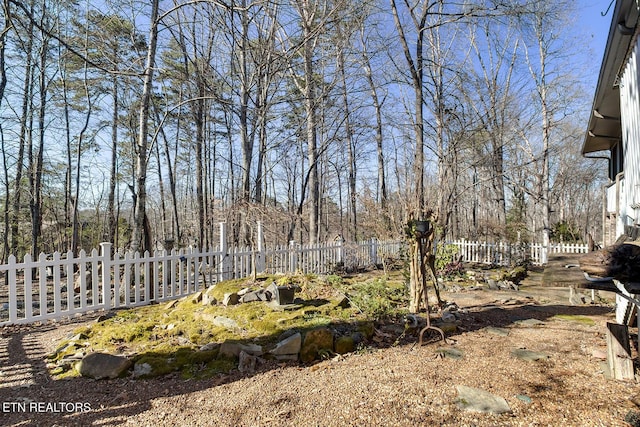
left=578, top=1, right=616, bottom=91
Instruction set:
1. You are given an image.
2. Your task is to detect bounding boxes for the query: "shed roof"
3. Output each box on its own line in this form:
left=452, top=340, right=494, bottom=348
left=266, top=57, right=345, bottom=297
left=583, top=0, right=639, bottom=155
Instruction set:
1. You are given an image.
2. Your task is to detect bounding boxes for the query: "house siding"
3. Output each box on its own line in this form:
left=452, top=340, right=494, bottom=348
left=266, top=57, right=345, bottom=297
left=618, top=35, right=640, bottom=238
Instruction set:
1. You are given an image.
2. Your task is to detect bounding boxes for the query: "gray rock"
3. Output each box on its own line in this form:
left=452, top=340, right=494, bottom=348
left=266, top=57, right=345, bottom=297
left=487, top=279, right=499, bottom=290
left=300, top=328, right=334, bottom=363
left=190, top=291, right=203, bottom=304
left=240, top=288, right=273, bottom=303
left=484, top=326, right=510, bottom=336
left=133, top=362, right=153, bottom=377
left=455, top=385, right=511, bottom=414
left=223, top=293, right=240, bottom=306
left=77, top=353, right=132, bottom=379
left=199, top=342, right=220, bottom=352
left=511, top=348, right=550, bottom=361
left=212, top=316, right=240, bottom=330
left=270, top=332, right=302, bottom=356
left=435, top=347, right=464, bottom=360
left=516, top=394, right=533, bottom=405
left=238, top=351, right=258, bottom=373
left=516, top=318, right=545, bottom=327
left=441, top=311, right=456, bottom=323
left=201, top=286, right=217, bottom=306
left=165, top=299, right=179, bottom=310
left=273, top=354, right=299, bottom=361
left=219, top=341, right=263, bottom=359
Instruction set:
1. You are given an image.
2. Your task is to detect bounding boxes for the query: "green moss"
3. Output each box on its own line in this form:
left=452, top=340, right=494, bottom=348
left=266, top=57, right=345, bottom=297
left=47, top=271, right=414, bottom=379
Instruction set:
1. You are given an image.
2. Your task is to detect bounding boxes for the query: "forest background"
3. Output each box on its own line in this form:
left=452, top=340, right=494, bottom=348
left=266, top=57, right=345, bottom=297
left=0, top=0, right=612, bottom=261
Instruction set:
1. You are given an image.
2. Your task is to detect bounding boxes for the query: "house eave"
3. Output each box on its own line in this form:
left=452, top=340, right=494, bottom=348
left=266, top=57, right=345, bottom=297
left=583, top=0, right=640, bottom=155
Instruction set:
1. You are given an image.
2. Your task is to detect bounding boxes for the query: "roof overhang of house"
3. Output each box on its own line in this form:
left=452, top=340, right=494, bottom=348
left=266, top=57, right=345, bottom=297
left=583, top=0, right=640, bottom=155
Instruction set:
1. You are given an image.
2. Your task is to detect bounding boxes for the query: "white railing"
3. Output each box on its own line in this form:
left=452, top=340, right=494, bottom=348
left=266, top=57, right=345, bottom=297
left=0, top=225, right=402, bottom=325
left=0, top=228, right=591, bottom=326
left=448, top=239, right=589, bottom=266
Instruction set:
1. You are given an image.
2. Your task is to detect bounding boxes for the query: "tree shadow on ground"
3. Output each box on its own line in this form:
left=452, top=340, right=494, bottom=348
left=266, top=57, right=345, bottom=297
left=0, top=288, right=617, bottom=426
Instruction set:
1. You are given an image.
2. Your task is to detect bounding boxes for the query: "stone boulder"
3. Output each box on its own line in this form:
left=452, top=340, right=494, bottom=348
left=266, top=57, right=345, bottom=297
left=77, top=352, right=132, bottom=379
left=334, top=336, right=355, bottom=354
left=202, top=286, right=218, bottom=306
left=238, top=351, right=259, bottom=373
left=300, top=328, right=334, bottom=363
left=218, top=341, right=263, bottom=359
left=223, top=292, right=240, bottom=306
left=455, top=385, right=511, bottom=414
left=270, top=332, right=302, bottom=361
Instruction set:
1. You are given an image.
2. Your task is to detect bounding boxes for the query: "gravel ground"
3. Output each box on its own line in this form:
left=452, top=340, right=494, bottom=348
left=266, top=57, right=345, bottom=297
left=2, top=285, right=640, bottom=427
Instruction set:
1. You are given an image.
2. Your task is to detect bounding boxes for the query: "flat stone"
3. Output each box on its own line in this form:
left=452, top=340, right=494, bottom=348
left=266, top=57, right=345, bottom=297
left=455, top=385, right=511, bottom=414
left=133, top=362, right=153, bottom=377
left=238, top=351, right=258, bottom=373
left=165, top=299, right=179, bottom=310
left=511, top=348, right=550, bottom=362
left=516, top=394, right=533, bottom=404
left=435, top=347, right=464, bottom=360
left=484, top=326, right=510, bottom=336
left=190, top=291, right=203, bottom=304
left=270, top=332, right=302, bottom=356
left=77, top=353, right=132, bottom=379
left=335, top=336, right=355, bottom=354
left=199, top=342, right=220, bottom=352
left=219, top=342, right=263, bottom=358
left=212, top=316, right=240, bottom=330
left=515, top=318, right=545, bottom=327
left=300, top=328, right=334, bottom=363
left=441, top=312, right=456, bottom=323
left=223, top=293, right=240, bottom=306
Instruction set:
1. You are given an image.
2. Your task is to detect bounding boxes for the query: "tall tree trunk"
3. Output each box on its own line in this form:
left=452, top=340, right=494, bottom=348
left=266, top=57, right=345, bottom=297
left=337, top=47, right=357, bottom=240
left=108, top=70, right=119, bottom=247
left=10, top=0, right=35, bottom=257
left=301, top=2, right=319, bottom=244
left=360, top=27, right=386, bottom=210
left=131, top=0, right=159, bottom=253
left=0, top=0, right=9, bottom=261
left=31, top=6, right=50, bottom=256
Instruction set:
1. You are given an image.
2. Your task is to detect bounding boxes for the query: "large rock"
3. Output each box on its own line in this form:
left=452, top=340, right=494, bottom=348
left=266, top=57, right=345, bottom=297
left=77, top=353, right=132, bottom=379
left=218, top=341, right=263, bottom=359
left=223, top=293, right=240, bottom=306
left=202, top=286, right=218, bottom=306
left=238, top=351, right=258, bottom=373
left=212, top=316, right=240, bottom=330
left=300, top=328, right=334, bottom=363
left=455, top=385, right=511, bottom=414
left=270, top=332, right=302, bottom=359
left=334, top=336, right=355, bottom=354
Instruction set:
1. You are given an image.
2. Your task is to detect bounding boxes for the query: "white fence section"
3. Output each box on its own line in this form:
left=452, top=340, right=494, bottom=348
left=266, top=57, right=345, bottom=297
left=448, top=239, right=589, bottom=265
left=0, top=224, right=590, bottom=326
left=0, top=224, right=402, bottom=326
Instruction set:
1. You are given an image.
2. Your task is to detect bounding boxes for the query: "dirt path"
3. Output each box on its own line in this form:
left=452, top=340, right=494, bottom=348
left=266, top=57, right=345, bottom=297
left=1, top=284, right=639, bottom=427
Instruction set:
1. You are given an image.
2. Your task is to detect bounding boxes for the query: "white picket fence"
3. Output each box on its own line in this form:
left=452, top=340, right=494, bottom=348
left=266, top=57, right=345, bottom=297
left=0, top=224, right=402, bottom=326
left=448, top=239, right=589, bottom=265
left=0, top=224, right=588, bottom=326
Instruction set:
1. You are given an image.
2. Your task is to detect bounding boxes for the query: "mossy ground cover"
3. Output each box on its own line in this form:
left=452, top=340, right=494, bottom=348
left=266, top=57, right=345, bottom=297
left=48, top=270, right=419, bottom=379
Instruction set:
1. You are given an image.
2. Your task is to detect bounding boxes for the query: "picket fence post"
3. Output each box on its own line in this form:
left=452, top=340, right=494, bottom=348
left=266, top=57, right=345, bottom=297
left=256, top=221, right=266, bottom=274
left=100, top=243, right=112, bottom=311
left=219, top=222, right=229, bottom=281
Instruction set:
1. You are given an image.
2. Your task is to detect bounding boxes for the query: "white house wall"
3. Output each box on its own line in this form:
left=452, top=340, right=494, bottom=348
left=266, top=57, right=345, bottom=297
left=618, top=36, right=640, bottom=236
